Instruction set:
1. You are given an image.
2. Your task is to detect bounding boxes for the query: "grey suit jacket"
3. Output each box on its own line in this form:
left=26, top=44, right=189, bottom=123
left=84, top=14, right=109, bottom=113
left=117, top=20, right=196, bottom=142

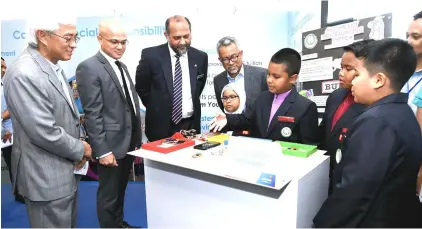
left=76, top=52, right=142, bottom=159
left=3, top=46, right=84, bottom=201
left=213, top=65, right=268, bottom=115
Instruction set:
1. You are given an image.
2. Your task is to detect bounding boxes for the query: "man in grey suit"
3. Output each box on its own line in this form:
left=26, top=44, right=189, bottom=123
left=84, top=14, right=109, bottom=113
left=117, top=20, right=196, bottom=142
left=76, top=19, right=142, bottom=228
left=213, top=36, right=268, bottom=116
left=3, top=18, right=92, bottom=227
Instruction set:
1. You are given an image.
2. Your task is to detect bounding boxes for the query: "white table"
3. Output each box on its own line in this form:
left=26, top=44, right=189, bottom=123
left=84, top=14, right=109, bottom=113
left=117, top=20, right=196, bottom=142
left=129, top=137, right=329, bottom=228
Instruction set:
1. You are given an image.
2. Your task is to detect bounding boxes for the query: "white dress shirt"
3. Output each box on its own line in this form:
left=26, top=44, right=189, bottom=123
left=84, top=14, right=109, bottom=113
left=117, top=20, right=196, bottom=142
left=168, top=44, right=193, bottom=118
left=225, top=65, right=246, bottom=101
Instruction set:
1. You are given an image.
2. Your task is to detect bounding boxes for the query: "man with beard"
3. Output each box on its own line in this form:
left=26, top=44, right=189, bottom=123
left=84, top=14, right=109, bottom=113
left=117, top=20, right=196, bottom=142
left=136, top=15, right=208, bottom=141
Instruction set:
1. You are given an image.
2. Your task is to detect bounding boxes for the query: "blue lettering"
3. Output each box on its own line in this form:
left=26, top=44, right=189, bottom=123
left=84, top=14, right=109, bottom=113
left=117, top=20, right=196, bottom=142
left=13, top=31, right=25, bottom=39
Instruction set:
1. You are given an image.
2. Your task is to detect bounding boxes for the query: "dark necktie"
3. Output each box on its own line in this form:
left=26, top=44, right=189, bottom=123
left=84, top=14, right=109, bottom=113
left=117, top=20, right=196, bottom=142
left=172, top=54, right=183, bottom=124
left=115, top=60, right=136, bottom=117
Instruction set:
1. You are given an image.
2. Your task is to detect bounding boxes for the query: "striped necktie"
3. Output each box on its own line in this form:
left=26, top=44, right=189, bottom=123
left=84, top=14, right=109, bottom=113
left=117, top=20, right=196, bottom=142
left=172, top=53, right=183, bottom=124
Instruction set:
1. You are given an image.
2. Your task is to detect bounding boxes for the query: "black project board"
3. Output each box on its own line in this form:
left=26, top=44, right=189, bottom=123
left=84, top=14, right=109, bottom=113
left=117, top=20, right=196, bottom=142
left=298, top=13, right=392, bottom=115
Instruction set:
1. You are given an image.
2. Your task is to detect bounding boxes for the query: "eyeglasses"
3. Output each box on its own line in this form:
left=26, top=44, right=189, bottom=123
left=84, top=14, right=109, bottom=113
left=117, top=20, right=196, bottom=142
left=219, top=51, right=242, bottom=64
left=221, top=95, right=239, bottom=102
left=99, top=35, right=129, bottom=46
left=48, top=32, right=80, bottom=44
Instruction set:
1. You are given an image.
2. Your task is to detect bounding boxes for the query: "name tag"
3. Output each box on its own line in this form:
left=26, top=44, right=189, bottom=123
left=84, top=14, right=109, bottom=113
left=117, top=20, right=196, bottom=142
left=278, top=116, right=295, bottom=123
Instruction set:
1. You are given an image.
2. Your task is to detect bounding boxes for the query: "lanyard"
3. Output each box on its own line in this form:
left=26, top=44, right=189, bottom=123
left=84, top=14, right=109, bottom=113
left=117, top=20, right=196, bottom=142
left=408, top=77, right=422, bottom=94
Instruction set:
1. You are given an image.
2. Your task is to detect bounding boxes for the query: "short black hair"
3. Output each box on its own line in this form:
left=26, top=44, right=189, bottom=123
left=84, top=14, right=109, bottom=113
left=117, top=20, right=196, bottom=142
left=414, top=11, right=422, bottom=20
left=165, top=15, right=191, bottom=34
left=1, top=57, right=4, bottom=61
left=343, top=39, right=376, bottom=56
left=270, top=48, right=301, bottom=76
left=362, top=38, right=417, bottom=91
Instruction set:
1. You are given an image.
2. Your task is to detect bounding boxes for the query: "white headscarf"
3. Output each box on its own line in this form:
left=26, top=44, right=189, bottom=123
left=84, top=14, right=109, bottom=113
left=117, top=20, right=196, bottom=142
left=221, top=82, right=246, bottom=114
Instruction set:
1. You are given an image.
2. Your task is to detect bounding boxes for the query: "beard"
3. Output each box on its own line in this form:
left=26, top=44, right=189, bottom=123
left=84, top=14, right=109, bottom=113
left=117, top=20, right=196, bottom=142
left=171, top=43, right=190, bottom=56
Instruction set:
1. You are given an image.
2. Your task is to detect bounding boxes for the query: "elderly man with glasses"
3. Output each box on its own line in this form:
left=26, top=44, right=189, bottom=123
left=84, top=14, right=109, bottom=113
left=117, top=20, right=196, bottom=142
left=213, top=36, right=268, bottom=116
left=2, top=15, right=92, bottom=227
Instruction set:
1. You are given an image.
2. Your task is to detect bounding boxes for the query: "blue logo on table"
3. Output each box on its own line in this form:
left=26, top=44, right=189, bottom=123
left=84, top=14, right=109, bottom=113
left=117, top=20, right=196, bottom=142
left=256, top=173, right=276, bottom=187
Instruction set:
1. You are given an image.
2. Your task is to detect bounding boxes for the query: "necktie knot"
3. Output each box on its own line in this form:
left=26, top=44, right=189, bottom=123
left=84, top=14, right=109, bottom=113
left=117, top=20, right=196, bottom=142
left=115, top=60, right=122, bottom=68
left=175, top=53, right=181, bottom=59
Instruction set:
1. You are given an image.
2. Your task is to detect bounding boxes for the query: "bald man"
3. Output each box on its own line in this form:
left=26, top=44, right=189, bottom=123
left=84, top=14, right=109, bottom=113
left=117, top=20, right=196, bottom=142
left=76, top=19, right=142, bottom=228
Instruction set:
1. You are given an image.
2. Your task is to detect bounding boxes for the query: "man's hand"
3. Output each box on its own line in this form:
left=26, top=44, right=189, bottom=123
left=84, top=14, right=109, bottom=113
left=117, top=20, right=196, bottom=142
left=99, top=153, right=118, bottom=167
left=74, top=158, right=87, bottom=171
left=209, top=113, right=227, bottom=132
left=82, top=140, right=92, bottom=160
left=2, top=130, right=12, bottom=143
left=417, top=165, right=422, bottom=196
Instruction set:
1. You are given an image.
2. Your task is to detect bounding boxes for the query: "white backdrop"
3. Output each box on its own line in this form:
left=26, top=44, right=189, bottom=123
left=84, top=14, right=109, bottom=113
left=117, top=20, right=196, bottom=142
left=1, top=2, right=321, bottom=138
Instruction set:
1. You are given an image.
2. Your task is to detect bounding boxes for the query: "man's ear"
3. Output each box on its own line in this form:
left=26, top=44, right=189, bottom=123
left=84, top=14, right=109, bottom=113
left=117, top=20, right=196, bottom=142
left=164, top=31, right=170, bottom=42
left=36, top=30, right=49, bottom=46
left=289, top=74, right=298, bottom=85
left=372, top=72, right=387, bottom=89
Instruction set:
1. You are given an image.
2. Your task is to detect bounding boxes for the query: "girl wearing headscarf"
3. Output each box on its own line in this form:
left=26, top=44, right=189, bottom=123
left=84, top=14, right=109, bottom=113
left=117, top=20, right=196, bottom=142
left=220, top=82, right=249, bottom=136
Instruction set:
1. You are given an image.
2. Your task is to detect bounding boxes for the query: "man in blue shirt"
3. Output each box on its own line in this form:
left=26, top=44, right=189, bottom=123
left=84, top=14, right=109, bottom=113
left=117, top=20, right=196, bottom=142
left=1, top=57, right=24, bottom=203
left=405, top=11, right=422, bottom=198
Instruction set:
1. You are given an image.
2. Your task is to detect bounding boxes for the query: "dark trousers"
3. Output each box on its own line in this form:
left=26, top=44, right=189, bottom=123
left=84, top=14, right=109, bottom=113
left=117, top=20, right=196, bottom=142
left=170, top=116, right=194, bottom=135
left=97, top=133, right=136, bottom=228
left=2, top=146, right=20, bottom=195
left=2, top=146, right=13, bottom=183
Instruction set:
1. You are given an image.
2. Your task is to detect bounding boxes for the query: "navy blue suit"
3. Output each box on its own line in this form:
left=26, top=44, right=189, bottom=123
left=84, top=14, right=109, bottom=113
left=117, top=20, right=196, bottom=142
left=319, top=88, right=366, bottom=193
left=226, top=88, right=319, bottom=144
left=314, top=93, right=422, bottom=228
left=135, top=44, right=208, bottom=141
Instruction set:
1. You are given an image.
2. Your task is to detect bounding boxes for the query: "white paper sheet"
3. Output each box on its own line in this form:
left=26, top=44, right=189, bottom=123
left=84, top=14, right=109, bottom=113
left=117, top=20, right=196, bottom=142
left=299, top=57, right=333, bottom=82
left=73, top=161, right=89, bottom=175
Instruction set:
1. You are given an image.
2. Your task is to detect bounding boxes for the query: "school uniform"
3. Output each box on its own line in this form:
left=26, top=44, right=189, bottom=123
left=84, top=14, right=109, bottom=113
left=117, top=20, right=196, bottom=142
left=314, top=93, right=422, bottom=228
left=319, top=88, right=365, bottom=194
left=226, top=88, right=319, bottom=144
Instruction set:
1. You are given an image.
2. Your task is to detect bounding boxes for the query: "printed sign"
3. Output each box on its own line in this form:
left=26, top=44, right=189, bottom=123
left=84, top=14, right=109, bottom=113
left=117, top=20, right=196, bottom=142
left=321, top=80, right=340, bottom=94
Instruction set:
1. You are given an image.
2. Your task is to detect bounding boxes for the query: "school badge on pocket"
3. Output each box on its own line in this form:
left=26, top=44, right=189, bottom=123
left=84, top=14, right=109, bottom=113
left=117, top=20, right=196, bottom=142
left=281, top=127, right=292, bottom=137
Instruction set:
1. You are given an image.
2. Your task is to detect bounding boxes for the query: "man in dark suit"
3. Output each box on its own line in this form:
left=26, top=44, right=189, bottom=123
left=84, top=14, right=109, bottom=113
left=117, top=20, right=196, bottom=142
left=314, top=38, right=422, bottom=227
left=210, top=48, right=319, bottom=145
left=319, top=40, right=374, bottom=194
left=76, top=19, right=142, bottom=228
left=213, top=36, right=267, bottom=115
left=135, top=15, right=208, bottom=141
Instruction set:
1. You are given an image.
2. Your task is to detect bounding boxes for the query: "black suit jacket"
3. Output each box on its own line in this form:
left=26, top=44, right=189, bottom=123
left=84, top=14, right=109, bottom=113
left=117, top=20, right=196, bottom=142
left=76, top=52, right=142, bottom=159
left=135, top=43, right=208, bottom=141
left=226, top=89, right=319, bottom=144
left=213, top=65, right=267, bottom=115
left=319, top=88, right=365, bottom=178
left=314, top=93, right=422, bottom=228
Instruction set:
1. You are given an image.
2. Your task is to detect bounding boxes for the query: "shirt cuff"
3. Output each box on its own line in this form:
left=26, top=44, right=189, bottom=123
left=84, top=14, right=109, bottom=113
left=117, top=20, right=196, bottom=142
left=97, top=152, right=112, bottom=159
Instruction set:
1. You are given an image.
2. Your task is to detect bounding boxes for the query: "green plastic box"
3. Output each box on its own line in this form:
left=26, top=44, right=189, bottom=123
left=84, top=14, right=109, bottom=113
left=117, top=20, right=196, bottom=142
left=277, top=141, right=318, bottom=158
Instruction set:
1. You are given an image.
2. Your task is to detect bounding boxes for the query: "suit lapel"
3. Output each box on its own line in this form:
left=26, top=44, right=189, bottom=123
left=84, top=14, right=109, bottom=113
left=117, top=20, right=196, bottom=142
left=243, top=65, right=253, bottom=100
left=331, top=102, right=364, bottom=138
left=61, top=70, right=79, bottom=114
left=258, top=92, right=273, bottom=137
left=27, top=46, right=77, bottom=117
left=266, top=89, right=297, bottom=137
left=96, top=52, right=126, bottom=100
left=188, top=49, right=197, bottom=98
left=160, top=46, right=174, bottom=96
